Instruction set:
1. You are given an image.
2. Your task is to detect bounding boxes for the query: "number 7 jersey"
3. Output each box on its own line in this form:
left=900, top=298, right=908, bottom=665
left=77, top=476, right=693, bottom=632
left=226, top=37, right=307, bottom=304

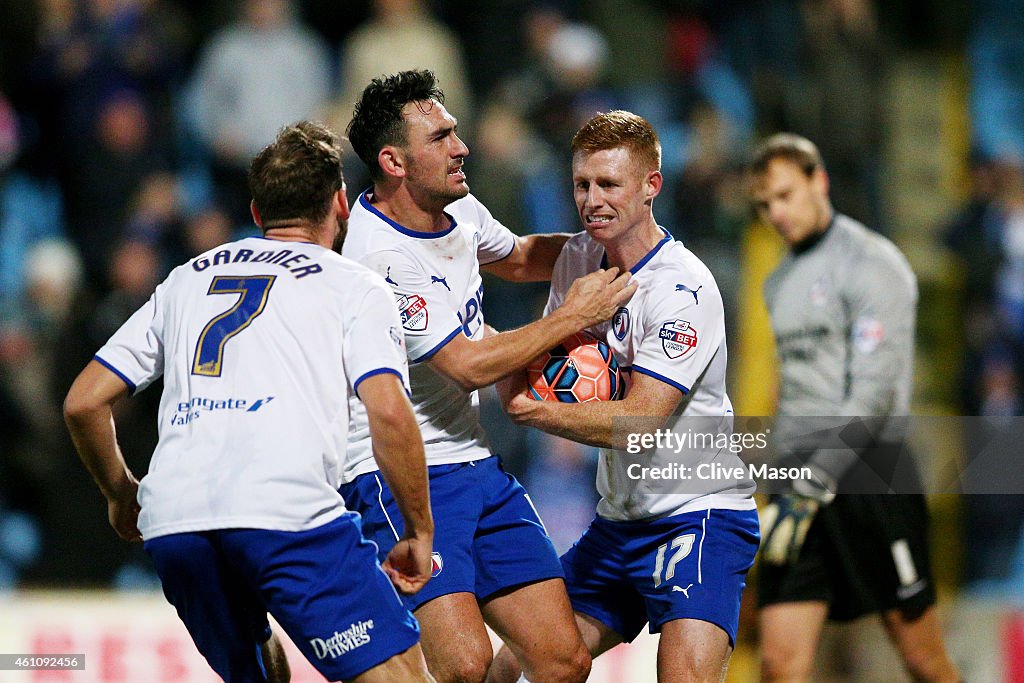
left=94, top=237, right=410, bottom=540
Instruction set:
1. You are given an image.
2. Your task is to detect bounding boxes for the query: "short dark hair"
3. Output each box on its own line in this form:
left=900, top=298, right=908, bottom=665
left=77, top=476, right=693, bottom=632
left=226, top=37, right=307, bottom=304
left=249, top=121, right=344, bottom=229
left=749, top=133, right=824, bottom=177
left=347, top=69, right=445, bottom=182
left=571, top=110, right=661, bottom=172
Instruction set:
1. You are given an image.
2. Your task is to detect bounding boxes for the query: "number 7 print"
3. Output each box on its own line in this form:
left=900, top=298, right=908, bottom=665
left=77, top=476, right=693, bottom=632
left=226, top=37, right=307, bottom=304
left=193, top=275, right=276, bottom=377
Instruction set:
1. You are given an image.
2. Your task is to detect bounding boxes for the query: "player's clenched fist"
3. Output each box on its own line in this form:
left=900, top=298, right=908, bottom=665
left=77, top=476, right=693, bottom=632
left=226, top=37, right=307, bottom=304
left=383, top=535, right=434, bottom=595
left=560, top=267, right=638, bottom=328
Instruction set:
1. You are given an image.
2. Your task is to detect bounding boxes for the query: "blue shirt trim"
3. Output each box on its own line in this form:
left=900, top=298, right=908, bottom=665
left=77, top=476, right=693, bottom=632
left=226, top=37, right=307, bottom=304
left=353, top=367, right=408, bottom=398
left=94, top=355, right=137, bottom=394
left=360, top=190, right=458, bottom=239
left=600, top=228, right=672, bottom=274
left=631, top=365, right=689, bottom=395
left=480, top=235, right=518, bottom=266
left=411, top=325, right=463, bottom=364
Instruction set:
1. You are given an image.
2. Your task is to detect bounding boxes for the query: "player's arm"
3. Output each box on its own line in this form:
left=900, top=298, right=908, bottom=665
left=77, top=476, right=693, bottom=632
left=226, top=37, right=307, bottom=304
left=839, top=251, right=917, bottom=416
left=346, top=278, right=433, bottom=593
left=792, top=253, right=919, bottom=499
left=359, top=372, right=434, bottom=594
left=63, top=360, right=142, bottom=543
left=504, top=371, right=684, bottom=449
left=481, top=233, right=572, bottom=282
left=429, top=267, right=636, bottom=391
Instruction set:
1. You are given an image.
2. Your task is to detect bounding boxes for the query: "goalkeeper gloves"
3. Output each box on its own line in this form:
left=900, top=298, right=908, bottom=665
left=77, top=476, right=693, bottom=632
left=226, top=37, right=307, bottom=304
left=759, top=494, right=820, bottom=565
left=760, top=459, right=839, bottom=564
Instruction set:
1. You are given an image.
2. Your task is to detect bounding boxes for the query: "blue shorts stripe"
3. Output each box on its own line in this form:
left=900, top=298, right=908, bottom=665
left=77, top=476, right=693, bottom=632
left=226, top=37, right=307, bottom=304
left=698, top=509, right=709, bottom=584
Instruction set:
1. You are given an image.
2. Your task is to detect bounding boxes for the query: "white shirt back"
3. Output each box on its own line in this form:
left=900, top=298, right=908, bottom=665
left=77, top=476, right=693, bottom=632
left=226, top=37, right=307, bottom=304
left=546, top=231, right=756, bottom=520
left=95, top=237, right=409, bottom=539
left=341, top=191, right=517, bottom=479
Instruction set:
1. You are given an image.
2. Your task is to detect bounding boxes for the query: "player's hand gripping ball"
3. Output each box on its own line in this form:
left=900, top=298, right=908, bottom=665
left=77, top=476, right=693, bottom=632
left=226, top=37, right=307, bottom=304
left=528, top=332, right=624, bottom=402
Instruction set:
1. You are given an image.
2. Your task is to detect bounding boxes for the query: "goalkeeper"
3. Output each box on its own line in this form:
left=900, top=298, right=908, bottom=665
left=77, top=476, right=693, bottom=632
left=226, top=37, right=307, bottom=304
left=749, top=134, right=961, bottom=682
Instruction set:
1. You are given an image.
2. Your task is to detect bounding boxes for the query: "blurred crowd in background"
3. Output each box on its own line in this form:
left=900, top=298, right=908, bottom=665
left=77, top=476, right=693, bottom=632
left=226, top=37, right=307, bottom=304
left=0, top=0, right=1023, bottom=606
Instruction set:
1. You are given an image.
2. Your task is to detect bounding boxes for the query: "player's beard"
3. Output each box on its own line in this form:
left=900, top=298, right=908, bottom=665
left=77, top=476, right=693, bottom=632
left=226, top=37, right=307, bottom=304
left=332, top=216, right=348, bottom=254
left=407, top=156, right=469, bottom=209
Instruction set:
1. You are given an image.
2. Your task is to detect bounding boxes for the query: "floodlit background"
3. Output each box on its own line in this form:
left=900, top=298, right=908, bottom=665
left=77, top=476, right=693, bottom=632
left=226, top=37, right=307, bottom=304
left=0, top=0, right=1022, bottom=680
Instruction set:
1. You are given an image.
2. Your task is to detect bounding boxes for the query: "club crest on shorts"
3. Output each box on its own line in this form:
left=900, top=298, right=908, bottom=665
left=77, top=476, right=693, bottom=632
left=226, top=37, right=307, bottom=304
left=397, top=294, right=428, bottom=331
left=431, top=552, right=444, bottom=577
left=612, top=307, right=630, bottom=341
left=659, top=320, right=698, bottom=359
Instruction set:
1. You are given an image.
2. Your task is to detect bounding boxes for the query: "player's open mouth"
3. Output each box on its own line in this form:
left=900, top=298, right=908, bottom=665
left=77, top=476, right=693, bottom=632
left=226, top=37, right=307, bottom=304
left=448, top=162, right=465, bottom=179
left=584, top=215, right=613, bottom=226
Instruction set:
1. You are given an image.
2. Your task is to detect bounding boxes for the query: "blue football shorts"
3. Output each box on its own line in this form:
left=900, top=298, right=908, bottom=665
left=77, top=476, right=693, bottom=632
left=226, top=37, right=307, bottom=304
left=561, top=507, right=760, bottom=646
left=145, top=513, right=420, bottom=682
left=339, top=455, right=564, bottom=612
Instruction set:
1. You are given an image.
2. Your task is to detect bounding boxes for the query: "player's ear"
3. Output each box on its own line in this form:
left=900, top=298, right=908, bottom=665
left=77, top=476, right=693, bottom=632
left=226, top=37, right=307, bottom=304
left=378, top=146, right=406, bottom=179
left=250, top=200, right=263, bottom=228
left=335, top=185, right=351, bottom=221
left=645, top=170, right=663, bottom=203
left=811, top=166, right=829, bottom=196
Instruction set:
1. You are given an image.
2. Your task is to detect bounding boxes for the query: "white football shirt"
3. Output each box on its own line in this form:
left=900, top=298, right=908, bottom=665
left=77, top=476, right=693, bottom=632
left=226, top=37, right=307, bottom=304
left=341, top=191, right=517, bottom=479
left=546, top=230, right=757, bottom=521
left=95, top=237, right=409, bottom=540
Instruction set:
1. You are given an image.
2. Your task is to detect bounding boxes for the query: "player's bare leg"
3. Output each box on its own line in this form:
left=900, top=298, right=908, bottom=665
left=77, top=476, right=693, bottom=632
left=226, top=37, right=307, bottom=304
left=572, top=611, right=624, bottom=660
left=485, top=646, right=521, bottom=683
left=657, top=618, right=731, bottom=683
left=415, top=592, right=494, bottom=683
left=487, top=610, right=616, bottom=683
left=350, top=643, right=436, bottom=683
left=758, top=601, right=828, bottom=682
left=480, top=578, right=590, bottom=683
left=881, top=606, right=961, bottom=683
left=261, top=631, right=291, bottom=683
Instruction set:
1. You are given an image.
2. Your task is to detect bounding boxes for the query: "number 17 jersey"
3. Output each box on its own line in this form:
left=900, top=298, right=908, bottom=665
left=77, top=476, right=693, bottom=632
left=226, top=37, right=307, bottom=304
left=546, top=230, right=756, bottom=521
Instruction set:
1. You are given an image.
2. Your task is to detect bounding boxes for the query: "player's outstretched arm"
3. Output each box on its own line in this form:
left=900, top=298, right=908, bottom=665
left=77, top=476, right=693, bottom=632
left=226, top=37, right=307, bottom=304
left=505, top=371, right=682, bottom=449
left=429, top=268, right=637, bottom=391
left=359, top=373, right=434, bottom=595
left=481, top=233, right=572, bottom=282
left=63, top=360, right=142, bottom=543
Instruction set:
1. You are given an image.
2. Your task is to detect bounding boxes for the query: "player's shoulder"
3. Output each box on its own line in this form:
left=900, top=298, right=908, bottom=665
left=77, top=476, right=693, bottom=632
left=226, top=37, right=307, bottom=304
left=320, top=248, right=374, bottom=276
left=444, top=193, right=490, bottom=223
left=346, top=189, right=393, bottom=244
left=314, top=249, right=391, bottom=293
left=833, top=214, right=915, bottom=283
left=647, top=238, right=719, bottom=291
left=762, top=263, right=786, bottom=301
left=560, top=230, right=603, bottom=263
left=638, top=238, right=724, bottom=321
